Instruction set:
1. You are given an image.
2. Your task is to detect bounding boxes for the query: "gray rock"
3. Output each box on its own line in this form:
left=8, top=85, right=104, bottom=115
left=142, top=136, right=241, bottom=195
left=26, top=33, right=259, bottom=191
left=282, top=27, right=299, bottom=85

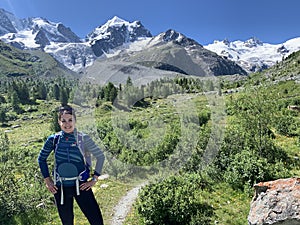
left=248, top=178, right=300, bottom=225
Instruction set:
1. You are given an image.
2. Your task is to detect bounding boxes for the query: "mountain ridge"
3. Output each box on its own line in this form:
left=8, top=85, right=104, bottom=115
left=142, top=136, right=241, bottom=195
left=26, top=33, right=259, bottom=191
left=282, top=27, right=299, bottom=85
left=1, top=7, right=300, bottom=77
left=0, top=39, right=79, bottom=78
left=205, top=37, right=300, bottom=73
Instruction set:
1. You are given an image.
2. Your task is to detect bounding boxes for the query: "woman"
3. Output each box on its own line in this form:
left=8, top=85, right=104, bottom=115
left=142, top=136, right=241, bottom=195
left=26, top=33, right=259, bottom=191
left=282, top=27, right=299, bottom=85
left=38, top=105, right=105, bottom=225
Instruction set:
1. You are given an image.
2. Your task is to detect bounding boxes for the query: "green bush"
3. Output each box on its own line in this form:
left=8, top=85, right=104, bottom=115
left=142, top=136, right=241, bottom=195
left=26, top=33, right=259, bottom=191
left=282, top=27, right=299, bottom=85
left=136, top=173, right=214, bottom=225
left=274, top=111, right=297, bottom=136
left=0, top=133, right=50, bottom=224
left=216, top=126, right=290, bottom=191
left=223, top=149, right=272, bottom=191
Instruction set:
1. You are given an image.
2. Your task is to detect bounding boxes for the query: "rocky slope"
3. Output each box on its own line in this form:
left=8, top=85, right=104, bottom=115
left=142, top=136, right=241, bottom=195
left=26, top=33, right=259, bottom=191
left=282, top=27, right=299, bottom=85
left=1, top=7, right=300, bottom=78
left=0, top=8, right=247, bottom=76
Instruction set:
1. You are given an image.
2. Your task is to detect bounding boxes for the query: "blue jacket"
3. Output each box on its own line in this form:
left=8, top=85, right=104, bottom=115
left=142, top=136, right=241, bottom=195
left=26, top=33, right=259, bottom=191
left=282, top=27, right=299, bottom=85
left=38, top=129, right=105, bottom=186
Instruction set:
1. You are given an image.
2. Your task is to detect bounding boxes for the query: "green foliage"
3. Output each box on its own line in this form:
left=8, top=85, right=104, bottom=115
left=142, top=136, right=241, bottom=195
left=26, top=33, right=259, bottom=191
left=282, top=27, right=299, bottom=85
left=104, top=82, right=118, bottom=103
left=297, top=136, right=300, bottom=148
left=53, top=83, right=60, bottom=100
left=0, top=40, right=78, bottom=78
left=0, top=132, right=50, bottom=224
left=0, top=76, right=81, bottom=119
left=126, top=76, right=133, bottom=86
left=0, top=95, right=6, bottom=103
left=198, top=109, right=211, bottom=126
left=214, top=83, right=294, bottom=192
left=50, top=109, right=61, bottom=132
left=223, top=149, right=273, bottom=191
left=226, top=86, right=282, bottom=160
left=0, top=57, right=299, bottom=224
left=0, top=106, right=7, bottom=124
left=216, top=84, right=299, bottom=219
left=99, top=117, right=182, bottom=166
left=59, top=87, right=69, bottom=106
left=274, top=109, right=298, bottom=136
left=136, top=173, right=214, bottom=225
left=181, top=124, right=211, bottom=173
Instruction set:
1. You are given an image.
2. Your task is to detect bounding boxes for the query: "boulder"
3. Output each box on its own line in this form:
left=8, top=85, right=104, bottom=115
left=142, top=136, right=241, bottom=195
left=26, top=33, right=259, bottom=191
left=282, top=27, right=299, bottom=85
left=248, top=178, right=300, bottom=225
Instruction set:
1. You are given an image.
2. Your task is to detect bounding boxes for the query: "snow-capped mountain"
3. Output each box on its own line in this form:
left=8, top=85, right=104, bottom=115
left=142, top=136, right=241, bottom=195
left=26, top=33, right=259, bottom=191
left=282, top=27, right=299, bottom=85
left=84, top=29, right=247, bottom=86
left=0, top=8, right=92, bottom=71
left=0, top=8, right=154, bottom=72
left=0, top=10, right=82, bottom=48
left=204, top=37, right=300, bottom=73
left=87, top=16, right=152, bottom=57
left=1, top=7, right=300, bottom=75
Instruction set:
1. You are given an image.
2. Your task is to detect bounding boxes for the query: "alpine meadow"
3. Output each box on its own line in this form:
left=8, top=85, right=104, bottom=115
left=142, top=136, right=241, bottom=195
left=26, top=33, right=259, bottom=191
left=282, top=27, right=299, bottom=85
left=0, top=8, right=300, bottom=225
left=1, top=39, right=300, bottom=224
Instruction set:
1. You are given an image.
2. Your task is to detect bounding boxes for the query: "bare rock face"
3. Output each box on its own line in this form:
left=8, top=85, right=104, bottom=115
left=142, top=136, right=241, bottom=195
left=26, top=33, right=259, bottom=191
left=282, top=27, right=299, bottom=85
left=248, top=178, right=300, bottom=225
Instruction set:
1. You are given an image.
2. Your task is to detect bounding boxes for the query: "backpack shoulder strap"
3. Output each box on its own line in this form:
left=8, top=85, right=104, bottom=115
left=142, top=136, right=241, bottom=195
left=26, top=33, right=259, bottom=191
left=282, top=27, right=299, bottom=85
left=52, top=131, right=62, bottom=186
left=77, top=131, right=92, bottom=168
left=53, top=131, right=62, bottom=152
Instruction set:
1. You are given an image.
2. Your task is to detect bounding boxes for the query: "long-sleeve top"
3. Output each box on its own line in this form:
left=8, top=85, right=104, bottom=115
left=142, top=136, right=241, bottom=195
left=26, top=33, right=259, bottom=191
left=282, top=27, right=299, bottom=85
left=38, top=129, right=105, bottom=186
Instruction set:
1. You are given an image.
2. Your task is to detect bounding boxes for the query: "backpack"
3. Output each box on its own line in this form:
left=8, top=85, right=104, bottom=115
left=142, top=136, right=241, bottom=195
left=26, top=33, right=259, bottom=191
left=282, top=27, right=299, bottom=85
left=52, top=131, right=92, bottom=205
left=53, top=131, right=92, bottom=167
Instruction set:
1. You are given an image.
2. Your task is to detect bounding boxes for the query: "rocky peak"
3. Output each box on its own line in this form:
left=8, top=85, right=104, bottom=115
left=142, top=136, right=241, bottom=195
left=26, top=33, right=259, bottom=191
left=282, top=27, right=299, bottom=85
left=244, top=37, right=263, bottom=48
left=87, top=16, right=151, bottom=41
left=248, top=177, right=300, bottom=225
left=0, top=14, right=82, bottom=50
left=29, top=17, right=81, bottom=45
left=0, top=8, right=21, bottom=35
left=159, top=29, right=201, bottom=47
left=222, top=38, right=230, bottom=46
left=56, top=23, right=82, bottom=43
left=107, top=15, right=126, bottom=25
left=87, top=16, right=152, bottom=57
left=161, top=29, right=182, bottom=42
left=277, top=45, right=289, bottom=54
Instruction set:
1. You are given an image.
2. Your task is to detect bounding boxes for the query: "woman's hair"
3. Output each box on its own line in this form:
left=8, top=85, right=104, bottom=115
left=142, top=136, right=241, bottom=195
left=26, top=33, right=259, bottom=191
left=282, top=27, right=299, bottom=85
left=58, top=105, right=76, bottom=121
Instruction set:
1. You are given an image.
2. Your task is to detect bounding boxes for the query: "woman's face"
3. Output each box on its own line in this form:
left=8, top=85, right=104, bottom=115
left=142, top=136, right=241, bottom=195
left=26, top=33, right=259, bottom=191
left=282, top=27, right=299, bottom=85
left=59, top=113, right=76, bottom=133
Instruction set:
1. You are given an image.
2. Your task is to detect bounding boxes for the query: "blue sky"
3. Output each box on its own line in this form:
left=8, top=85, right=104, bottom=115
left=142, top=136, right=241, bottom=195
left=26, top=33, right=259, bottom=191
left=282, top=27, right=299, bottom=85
left=0, top=0, right=299, bottom=45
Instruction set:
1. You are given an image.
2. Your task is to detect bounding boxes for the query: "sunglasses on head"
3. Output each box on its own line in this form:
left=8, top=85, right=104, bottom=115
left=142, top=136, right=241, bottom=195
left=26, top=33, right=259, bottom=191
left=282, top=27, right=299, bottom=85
left=58, top=106, right=76, bottom=121
left=58, top=106, right=74, bottom=113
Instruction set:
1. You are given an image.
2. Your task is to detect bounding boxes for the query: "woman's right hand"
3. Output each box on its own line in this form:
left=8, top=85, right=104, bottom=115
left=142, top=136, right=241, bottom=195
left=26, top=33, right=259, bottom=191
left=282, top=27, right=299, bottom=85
left=44, top=177, right=58, bottom=194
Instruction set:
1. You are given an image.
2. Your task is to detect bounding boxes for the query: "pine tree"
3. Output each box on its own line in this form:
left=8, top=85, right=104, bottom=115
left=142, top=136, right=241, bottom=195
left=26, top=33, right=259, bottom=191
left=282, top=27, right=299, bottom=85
left=11, top=91, right=20, bottom=108
left=104, top=82, right=117, bottom=102
left=38, top=82, right=47, bottom=100
left=60, top=88, right=69, bottom=106
left=19, top=82, right=30, bottom=104
left=53, top=84, right=60, bottom=100
left=126, top=76, right=133, bottom=86
left=50, top=110, right=61, bottom=132
left=0, top=107, right=6, bottom=124
left=109, top=86, right=118, bottom=103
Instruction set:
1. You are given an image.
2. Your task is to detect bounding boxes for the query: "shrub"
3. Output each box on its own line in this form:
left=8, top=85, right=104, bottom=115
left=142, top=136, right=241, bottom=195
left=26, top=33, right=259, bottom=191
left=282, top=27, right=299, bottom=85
left=0, top=133, right=50, bottom=224
left=136, top=173, right=214, bottom=225
left=223, top=148, right=290, bottom=193
left=274, top=112, right=297, bottom=136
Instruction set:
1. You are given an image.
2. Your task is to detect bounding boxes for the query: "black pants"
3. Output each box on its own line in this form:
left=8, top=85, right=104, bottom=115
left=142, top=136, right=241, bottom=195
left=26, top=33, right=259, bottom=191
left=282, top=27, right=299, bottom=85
left=54, top=184, right=104, bottom=225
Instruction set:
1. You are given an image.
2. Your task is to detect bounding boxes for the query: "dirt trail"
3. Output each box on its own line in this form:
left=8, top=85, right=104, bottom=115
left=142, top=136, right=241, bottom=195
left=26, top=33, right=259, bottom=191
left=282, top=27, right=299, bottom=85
left=110, top=182, right=147, bottom=225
